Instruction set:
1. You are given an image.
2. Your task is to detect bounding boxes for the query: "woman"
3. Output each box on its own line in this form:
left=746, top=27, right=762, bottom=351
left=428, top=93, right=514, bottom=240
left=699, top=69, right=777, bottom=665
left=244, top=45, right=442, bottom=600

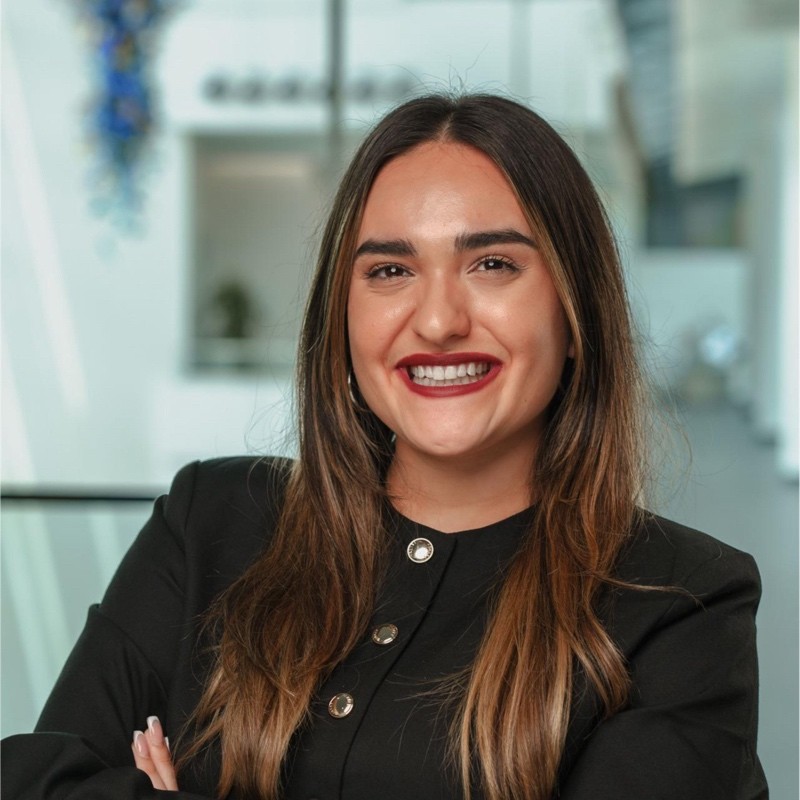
left=3, top=94, right=767, bottom=799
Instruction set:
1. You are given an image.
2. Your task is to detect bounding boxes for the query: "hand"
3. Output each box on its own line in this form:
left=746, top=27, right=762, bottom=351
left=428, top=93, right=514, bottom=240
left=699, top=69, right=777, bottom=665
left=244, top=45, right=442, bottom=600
left=132, top=716, right=178, bottom=791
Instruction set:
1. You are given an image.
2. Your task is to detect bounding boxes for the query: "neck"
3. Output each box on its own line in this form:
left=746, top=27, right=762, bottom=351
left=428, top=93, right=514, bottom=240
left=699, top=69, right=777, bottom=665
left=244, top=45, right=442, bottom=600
left=387, top=443, right=536, bottom=533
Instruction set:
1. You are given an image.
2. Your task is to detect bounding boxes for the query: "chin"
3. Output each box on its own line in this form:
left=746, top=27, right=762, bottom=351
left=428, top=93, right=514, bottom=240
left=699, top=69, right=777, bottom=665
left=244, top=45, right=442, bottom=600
left=405, top=437, right=486, bottom=461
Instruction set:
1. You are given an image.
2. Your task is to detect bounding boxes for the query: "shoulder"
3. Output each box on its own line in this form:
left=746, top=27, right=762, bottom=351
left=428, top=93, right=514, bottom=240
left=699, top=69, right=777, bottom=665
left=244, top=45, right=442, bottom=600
left=562, top=514, right=766, bottom=797
left=135, top=455, right=295, bottom=594
left=162, top=455, right=294, bottom=535
left=615, top=511, right=760, bottom=595
left=602, top=513, right=761, bottom=660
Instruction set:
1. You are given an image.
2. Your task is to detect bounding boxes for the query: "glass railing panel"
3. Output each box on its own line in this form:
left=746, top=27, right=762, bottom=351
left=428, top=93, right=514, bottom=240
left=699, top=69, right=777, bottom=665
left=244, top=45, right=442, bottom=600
left=1, top=500, right=153, bottom=737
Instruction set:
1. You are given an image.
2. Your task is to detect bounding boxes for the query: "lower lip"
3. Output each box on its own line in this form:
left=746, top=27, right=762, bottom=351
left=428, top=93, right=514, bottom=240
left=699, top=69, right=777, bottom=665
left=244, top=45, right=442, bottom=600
left=398, top=364, right=501, bottom=397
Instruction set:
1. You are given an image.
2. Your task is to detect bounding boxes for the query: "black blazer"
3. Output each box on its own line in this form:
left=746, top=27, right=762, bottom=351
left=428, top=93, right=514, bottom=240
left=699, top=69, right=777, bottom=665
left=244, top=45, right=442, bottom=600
left=2, top=457, right=768, bottom=799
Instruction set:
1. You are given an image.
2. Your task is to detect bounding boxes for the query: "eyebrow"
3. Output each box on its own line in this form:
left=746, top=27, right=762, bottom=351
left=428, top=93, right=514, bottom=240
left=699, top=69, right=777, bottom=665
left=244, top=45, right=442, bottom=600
left=454, top=229, right=537, bottom=251
left=354, top=238, right=417, bottom=258
left=354, top=228, right=536, bottom=259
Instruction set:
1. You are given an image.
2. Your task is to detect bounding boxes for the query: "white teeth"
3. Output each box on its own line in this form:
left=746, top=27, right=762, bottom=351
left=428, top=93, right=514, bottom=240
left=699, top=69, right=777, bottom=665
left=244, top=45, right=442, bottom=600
left=407, top=361, right=492, bottom=387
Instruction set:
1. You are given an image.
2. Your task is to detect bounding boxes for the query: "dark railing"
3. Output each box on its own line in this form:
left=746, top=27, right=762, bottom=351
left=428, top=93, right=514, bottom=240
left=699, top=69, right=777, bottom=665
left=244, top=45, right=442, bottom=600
left=1, top=488, right=162, bottom=504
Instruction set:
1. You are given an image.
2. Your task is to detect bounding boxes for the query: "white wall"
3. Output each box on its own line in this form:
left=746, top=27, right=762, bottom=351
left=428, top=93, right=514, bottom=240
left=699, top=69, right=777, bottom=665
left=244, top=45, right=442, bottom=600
left=5, top=0, right=793, bottom=487
left=629, top=249, right=748, bottom=398
left=776, top=39, right=798, bottom=479
left=159, top=0, right=624, bottom=131
left=742, top=34, right=798, bottom=481
left=3, top=2, right=185, bottom=487
left=675, top=0, right=798, bottom=477
left=2, top=0, right=631, bottom=488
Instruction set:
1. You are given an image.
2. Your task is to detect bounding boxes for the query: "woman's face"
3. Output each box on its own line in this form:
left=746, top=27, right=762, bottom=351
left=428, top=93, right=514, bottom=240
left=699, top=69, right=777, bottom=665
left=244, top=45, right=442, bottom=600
left=347, top=140, right=572, bottom=467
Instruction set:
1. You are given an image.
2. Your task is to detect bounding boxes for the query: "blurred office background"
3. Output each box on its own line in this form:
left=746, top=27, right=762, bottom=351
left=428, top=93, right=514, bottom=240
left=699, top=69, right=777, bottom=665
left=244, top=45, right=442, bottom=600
left=2, top=0, right=798, bottom=794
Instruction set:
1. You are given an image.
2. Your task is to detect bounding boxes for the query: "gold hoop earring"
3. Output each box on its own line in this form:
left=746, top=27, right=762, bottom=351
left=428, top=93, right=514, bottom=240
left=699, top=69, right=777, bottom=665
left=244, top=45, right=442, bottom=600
left=347, top=371, right=358, bottom=405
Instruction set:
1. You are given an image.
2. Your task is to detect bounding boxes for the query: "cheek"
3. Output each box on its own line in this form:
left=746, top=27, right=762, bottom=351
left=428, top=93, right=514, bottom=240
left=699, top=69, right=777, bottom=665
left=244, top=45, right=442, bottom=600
left=524, top=283, right=572, bottom=358
left=346, top=297, right=368, bottom=371
left=346, top=295, right=390, bottom=384
left=347, top=292, right=413, bottom=359
left=480, top=291, right=570, bottom=355
left=346, top=299, right=392, bottom=421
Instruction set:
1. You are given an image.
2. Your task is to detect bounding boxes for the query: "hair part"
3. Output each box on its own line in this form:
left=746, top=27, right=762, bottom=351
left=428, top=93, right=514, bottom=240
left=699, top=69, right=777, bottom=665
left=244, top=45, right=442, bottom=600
left=178, top=92, right=646, bottom=800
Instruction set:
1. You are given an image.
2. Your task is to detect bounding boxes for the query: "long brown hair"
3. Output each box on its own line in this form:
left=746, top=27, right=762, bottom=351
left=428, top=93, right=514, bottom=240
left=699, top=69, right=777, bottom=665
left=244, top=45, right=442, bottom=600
left=179, top=94, right=645, bottom=800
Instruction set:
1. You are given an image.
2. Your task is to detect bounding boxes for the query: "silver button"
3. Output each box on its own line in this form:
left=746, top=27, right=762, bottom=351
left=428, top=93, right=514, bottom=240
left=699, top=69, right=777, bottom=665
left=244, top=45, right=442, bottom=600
left=407, top=537, right=434, bottom=563
left=328, top=692, right=354, bottom=718
left=372, top=623, right=399, bottom=645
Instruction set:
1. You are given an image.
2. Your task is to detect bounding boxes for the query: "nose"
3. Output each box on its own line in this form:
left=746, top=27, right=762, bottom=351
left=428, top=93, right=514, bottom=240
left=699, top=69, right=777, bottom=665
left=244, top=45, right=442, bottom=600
left=412, top=276, right=470, bottom=345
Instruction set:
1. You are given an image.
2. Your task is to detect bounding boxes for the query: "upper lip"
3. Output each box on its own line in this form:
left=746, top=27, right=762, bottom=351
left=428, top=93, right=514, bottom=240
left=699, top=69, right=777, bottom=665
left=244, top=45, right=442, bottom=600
left=396, top=352, right=501, bottom=367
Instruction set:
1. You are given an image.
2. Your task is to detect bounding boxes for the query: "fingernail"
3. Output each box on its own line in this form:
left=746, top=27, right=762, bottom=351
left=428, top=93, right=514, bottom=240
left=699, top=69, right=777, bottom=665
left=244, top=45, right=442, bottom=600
left=133, top=730, right=148, bottom=755
left=164, top=736, right=170, bottom=751
left=146, top=716, right=161, bottom=738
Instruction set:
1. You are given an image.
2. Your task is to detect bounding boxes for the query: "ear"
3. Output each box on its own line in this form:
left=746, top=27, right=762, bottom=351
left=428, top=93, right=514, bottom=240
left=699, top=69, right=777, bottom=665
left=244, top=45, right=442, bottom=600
left=567, top=339, right=575, bottom=359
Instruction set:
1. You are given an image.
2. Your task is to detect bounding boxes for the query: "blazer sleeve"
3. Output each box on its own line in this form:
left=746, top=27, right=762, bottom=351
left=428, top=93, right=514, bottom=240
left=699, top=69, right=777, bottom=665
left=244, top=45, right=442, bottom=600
left=559, top=545, right=768, bottom=800
left=1, top=461, right=215, bottom=800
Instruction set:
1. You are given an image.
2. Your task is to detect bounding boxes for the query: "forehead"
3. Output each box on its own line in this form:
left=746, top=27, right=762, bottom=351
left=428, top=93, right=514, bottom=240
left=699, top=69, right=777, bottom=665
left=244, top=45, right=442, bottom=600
left=358, top=141, right=531, bottom=237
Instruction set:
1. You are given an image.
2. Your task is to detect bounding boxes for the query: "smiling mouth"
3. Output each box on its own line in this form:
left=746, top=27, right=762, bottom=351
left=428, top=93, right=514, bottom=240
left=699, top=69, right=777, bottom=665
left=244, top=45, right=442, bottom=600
left=407, top=362, right=492, bottom=387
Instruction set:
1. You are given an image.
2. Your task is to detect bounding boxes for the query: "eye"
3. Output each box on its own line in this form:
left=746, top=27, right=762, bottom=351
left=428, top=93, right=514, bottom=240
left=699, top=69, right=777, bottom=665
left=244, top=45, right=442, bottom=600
left=474, top=256, right=520, bottom=273
left=365, top=263, right=412, bottom=281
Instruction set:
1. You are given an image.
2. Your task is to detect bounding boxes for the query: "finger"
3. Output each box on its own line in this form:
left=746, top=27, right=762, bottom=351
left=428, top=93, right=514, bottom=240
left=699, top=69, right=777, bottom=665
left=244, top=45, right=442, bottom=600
left=132, top=730, right=166, bottom=790
left=144, top=716, right=179, bottom=791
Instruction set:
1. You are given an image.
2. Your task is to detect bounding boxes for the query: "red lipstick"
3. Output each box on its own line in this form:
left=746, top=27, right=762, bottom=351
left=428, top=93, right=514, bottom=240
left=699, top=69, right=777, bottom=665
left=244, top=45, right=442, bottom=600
left=396, top=352, right=501, bottom=398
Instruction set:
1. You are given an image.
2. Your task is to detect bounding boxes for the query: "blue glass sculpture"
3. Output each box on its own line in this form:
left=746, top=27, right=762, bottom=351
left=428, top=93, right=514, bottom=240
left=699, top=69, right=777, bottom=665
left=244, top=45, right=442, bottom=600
left=78, top=0, right=179, bottom=228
